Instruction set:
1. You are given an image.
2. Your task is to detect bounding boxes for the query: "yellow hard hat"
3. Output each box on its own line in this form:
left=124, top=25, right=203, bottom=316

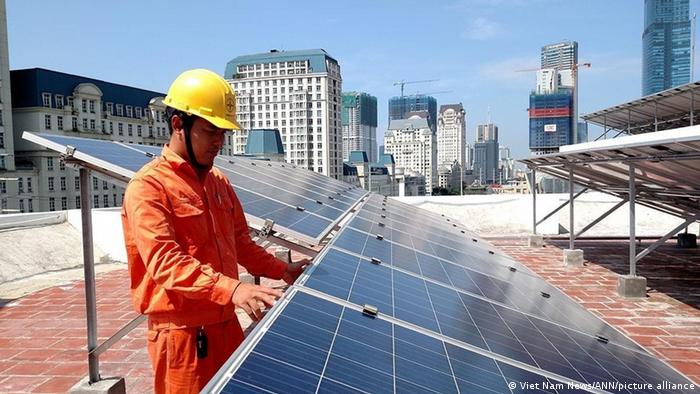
left=163, top=69, right=241, bottom=130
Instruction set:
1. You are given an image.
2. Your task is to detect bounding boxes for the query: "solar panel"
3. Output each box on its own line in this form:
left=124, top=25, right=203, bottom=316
left=22, top=132, right=364, bottom=244
left=22, top=132, right=694, bottom=392
left=203, top=289, right=582, bottom=394
left=298, top=247, right=694, bottom=392
left=521, top=126, right=700, bottom=220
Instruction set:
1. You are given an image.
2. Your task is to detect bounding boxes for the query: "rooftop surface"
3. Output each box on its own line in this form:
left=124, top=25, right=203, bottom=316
left=0, top=236, right=697, bottom=392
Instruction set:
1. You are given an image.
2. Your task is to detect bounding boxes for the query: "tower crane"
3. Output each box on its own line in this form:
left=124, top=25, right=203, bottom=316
left=393, top=79, right=438, bottom=97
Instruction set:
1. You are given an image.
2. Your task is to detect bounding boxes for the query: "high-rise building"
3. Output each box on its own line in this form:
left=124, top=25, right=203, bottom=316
left=541, top=41, right=578, bottom=87
left=530, top=41, right=579, bottom=154
left=384, top=116, right=437, bottom=194
left=341, top=92, right=377, bottom=162
left=476, top=123, right=498, bottom=143
left=642, top=0, right=691, bottom=96
left=529, top=89, right=574, bottom=155
left=6, top=68, right=167, bottom=213
left=437, top=104, right=466, bottom=170
left=225, top=49, right=343, bottom=179
left=473, top=140, right=499, bottom=184
left=388, top=95, right=438, bottom=132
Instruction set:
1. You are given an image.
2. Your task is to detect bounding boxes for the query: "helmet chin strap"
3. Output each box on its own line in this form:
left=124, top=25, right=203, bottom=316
left=182, top=122, right=208, bottom=171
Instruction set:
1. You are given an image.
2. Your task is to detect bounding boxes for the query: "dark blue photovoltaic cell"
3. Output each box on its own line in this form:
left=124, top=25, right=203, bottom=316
left=219, top=291, right=579, bottom=394
left=302, top=248, right=696, bottom=393
left=38, top=134, right=153, bottom=173
left=331, top=226, right=644, bottom=352
left=234, top=189, right=332, bottom=238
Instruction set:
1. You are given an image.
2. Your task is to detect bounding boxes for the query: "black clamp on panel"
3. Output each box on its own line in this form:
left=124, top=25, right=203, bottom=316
left=251, top=162, right=256, bottom=166
left=328, top=195, right=335, bottom=200
left=296, top=206, right=305, bottom=212
left=380, top=214, right=386, bottom=219
left=371, top=257, right=382, bottom=265
left=472, top=238, right=478, bottom=242
left=488, top=251, right=495, bottom=255
left=596, top=335, right=609, bottom=344
left=376, top=234, right=384, bottom=241
left=378, top=222, right=385, bottom=227
left=362, top=304, right=378, bottom=318
left=316, top=200, right=323, bottom=205
left=540, top=292, right=551, bottom=299
left=509, top=266, right=517, bottom=272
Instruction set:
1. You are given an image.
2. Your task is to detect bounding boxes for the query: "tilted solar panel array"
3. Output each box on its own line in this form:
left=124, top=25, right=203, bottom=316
left=22, top=132, right=696, bottom=393
left=206, top=195, right=695, bottom=394
left=24, top=133, right=365, bottom=244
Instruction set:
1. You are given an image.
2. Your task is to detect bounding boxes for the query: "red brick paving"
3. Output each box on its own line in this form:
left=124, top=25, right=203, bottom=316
left=492, top=237, right=700, bottom=385
left=0, top=239, right=697, bottom=392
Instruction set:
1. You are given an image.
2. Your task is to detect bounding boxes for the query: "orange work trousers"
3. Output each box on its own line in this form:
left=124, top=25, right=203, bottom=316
left=147, top=318, right=244, bottom=394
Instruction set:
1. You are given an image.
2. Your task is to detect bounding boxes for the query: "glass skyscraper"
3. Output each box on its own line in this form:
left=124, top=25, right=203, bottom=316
left=341, top=92, right=378, bottom=162
left=388, top=95, right=438, bottom=132
left=642, top=0, right=691, bottom=96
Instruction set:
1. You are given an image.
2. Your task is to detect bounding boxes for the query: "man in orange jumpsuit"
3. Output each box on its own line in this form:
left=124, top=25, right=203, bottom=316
left=122, top=69, right=308, bottom=393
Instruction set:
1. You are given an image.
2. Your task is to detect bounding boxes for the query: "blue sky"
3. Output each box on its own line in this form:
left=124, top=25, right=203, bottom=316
left=7, top=0, right=700, bottom=159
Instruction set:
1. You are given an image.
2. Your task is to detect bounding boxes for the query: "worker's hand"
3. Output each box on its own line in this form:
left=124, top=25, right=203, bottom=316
left=231, top=283, right=282, bottom=321
left=282, top=258, right=311, bottom=284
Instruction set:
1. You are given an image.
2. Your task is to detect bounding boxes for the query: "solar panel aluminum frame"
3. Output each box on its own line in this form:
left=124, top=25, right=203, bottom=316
left=23, top=131, right=134, bottom=187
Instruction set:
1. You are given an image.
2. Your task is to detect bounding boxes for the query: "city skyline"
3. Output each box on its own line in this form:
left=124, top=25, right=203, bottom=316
left=7, top=0, right=700, bottom=160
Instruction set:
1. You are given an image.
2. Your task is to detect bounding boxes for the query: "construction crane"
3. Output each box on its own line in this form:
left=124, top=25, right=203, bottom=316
left=515, top=62, right=591, bottom=75
left=393, top=79, right=438, bottom=97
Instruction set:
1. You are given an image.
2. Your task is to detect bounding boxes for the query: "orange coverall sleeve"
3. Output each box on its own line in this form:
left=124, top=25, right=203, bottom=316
left=126, top=177, right=236, bottom=306
left=228, top=185, right=288, bottom=280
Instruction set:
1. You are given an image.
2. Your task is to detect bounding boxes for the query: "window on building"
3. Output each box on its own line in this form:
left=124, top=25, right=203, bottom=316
left=44, top=114, right=52, bottom=130
left=106, top=103, right=113, bottom=115
left=75, top=176, right=80, bottom=190
left=47, top=157, right=54, bottom=171
left=113, top=194, right=117, bottom=206
left=82, top=118, right=88, bottom=129
left=93, top=177, right=98, bottom=190
left=48, top=177, right=54, bottom=192
left=102, top=180, right=108, bottom=190
left=0, top=132, right=4, bottom=148
left=75, top=196, right=80, bottom=209
left=72, top=117, right=78, bottom=130
left=19, top=199, right=24, bottom=213
left=89, top=100, right=95, bottom=113
left=137, top=125, right=142, bottom=137
left=60, top=176, right=66, bottom=191
left=28, top=198, right=33, bottom=212
left=67, top=97, right=74, bottom=108
left=0, top=180, right=5, bottom=194
left=135, top=107, right=142, bottom=118
left=57, top=116, right=64, bottom=130
left=90, top=119, right=96, bottom=130
left=118, top=123, right=123, bottom=136
left=93, top=195, right=99, bottom=208
left=42, top=93, right=51, bottom=107
left=49, top=197, right=55, bottom=211
left=126, top=106, right=133, bottom=117
left=27, top=177, right=32, bottom=193
left=101, top=120, right=105, bottom=132
left=110, top=122, right=114, bottom=134
left=116, top=104, right=123, bottom=116
left=60, top=196, right=67, bottom=210
left=82, top=99, right=87, bottom=113
left=103, top=195, right=109, bottom=207
left=128, top=124, right=133, bottom=136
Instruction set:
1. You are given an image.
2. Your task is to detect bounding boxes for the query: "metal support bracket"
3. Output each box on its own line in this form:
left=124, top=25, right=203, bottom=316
left=634, top=213, right=700, bottom=263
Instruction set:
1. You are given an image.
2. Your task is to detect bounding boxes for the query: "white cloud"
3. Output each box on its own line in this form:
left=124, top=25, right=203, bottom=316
left=462, top=17, right=503, bottom=41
